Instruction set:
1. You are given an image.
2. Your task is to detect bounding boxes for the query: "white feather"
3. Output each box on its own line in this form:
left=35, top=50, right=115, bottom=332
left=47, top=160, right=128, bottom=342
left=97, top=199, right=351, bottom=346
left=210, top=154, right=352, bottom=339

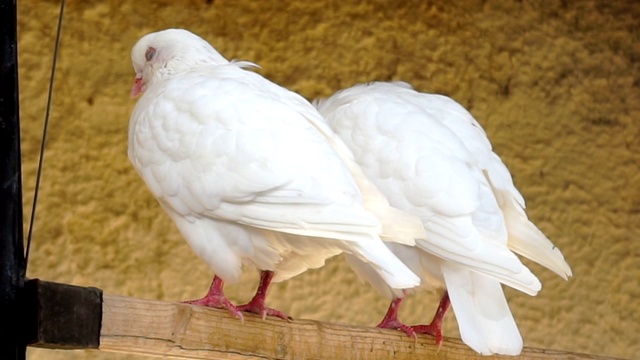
left=442, top=263, right=523, bottom=355
left=129, top=29, right=420, bottom=289
left=315, top=81, right=571, bottom=355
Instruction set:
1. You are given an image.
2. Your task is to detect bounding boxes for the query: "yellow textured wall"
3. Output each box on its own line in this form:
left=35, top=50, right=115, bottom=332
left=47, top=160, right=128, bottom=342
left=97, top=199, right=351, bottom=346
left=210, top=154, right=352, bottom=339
left=17, top=1, right=638, bottom=359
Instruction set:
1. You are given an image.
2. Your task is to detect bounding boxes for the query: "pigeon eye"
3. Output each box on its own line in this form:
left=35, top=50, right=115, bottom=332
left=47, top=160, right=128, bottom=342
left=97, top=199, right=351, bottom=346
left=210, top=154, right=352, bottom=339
left=145, top=47, right=156, bottom=62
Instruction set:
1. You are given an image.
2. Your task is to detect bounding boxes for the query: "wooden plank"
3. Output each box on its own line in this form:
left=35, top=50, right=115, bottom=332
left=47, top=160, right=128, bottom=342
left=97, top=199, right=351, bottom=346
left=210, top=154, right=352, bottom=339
left=100, top=294, right=620, bottom=360
left=20, top=280, right=621, bottom=359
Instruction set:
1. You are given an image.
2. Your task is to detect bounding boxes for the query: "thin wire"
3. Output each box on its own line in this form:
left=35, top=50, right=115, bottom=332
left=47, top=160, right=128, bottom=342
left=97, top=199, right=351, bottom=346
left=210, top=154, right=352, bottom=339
left=25, top=0, right=67, bottom=274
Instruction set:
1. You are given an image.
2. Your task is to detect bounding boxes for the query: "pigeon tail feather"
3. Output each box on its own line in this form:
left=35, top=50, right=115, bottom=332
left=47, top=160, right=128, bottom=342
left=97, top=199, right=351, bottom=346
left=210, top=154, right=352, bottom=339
left=349, top=240, right=421, bottom=290
left=502, top=199, right=572, bottom=280
left=442, top=263, right=523, bottom=356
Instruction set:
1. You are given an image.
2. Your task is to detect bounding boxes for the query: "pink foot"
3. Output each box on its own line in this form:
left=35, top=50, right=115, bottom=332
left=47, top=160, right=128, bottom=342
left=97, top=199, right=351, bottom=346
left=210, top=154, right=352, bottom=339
left=236, top=298, right=291, bottom=321
left=377, top=297, right=417, bottom=339
left=411, top=291, right=451, bottom=349
left=236, top=270, right=290, bottom=320
left=182, top=275, right=244, bottom=322
left=412, top=323, right=443, bottom=347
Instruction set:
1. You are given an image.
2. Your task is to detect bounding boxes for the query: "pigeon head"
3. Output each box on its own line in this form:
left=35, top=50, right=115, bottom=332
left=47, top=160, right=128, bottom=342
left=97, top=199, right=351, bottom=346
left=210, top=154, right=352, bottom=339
left=130, top=29, right=229, bottom=98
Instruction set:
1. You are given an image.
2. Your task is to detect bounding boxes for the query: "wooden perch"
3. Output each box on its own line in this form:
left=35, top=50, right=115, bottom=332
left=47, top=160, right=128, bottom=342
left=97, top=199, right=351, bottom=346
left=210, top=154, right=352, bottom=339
left=25, top=280, right=620, bottom=360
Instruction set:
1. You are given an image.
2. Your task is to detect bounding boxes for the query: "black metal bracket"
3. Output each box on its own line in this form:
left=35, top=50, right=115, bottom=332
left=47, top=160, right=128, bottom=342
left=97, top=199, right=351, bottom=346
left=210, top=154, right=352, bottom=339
left=22, top=279, right=103, bottom=349
left=0, top=0, right=27, bottom=358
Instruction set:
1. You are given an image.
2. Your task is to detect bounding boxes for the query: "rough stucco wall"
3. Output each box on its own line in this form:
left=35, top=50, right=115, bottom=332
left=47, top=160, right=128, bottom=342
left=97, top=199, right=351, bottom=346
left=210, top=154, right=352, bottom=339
left=17, top=0, right=638, bottom=359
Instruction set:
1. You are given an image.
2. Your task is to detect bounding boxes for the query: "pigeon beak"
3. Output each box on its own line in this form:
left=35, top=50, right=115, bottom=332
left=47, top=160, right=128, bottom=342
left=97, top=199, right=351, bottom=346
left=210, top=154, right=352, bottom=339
left=130, top=75, right=144, bottom=98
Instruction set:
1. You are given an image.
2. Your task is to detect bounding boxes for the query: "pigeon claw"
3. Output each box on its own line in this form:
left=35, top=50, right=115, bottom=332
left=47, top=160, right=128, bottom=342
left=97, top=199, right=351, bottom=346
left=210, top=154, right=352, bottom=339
left=236, top=299, right=291, bottom=321
left=375, top=296, right=417, bottom=340
left=236, top=270, right=291, bottom=321
left=182, top=275, right=245, bottom=322
left=377, top=317, right=418, bottom=340
left=183, top=295, right=245, bottom=323
left=411, top=291, right=450, bottom=350
left=411, top=323, right=443, bottom=349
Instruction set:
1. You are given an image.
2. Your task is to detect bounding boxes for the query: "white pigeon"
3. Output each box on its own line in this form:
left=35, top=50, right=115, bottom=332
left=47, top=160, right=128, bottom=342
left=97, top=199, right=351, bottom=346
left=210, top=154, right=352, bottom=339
left=128, top=29, right=425, bottom=321
left=315, top=81, right=572, bottom=355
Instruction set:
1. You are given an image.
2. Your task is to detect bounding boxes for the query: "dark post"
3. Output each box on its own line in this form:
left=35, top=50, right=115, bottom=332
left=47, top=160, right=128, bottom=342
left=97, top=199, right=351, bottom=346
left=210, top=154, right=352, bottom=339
left=0, top=0, right=27, bottom=358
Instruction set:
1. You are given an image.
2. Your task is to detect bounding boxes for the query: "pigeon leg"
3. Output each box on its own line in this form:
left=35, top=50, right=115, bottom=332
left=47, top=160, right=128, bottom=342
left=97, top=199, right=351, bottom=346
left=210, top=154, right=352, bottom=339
left=376, top=296, right=417, bottom=339
left=237, top=270, right=290, bottom=320
left=411, top=291, right=451, bottom=348
left=183, top=275, right=244, bottom=322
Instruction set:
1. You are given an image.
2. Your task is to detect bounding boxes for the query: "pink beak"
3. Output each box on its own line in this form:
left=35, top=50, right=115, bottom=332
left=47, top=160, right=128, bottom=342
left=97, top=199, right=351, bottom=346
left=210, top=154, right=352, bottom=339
left=130, top=75, right=143, bottom=98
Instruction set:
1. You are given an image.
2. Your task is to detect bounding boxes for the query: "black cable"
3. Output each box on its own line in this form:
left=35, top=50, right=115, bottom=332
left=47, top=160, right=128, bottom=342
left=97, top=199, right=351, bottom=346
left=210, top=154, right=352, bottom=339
left=25, top=0, right=66, bottom=273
